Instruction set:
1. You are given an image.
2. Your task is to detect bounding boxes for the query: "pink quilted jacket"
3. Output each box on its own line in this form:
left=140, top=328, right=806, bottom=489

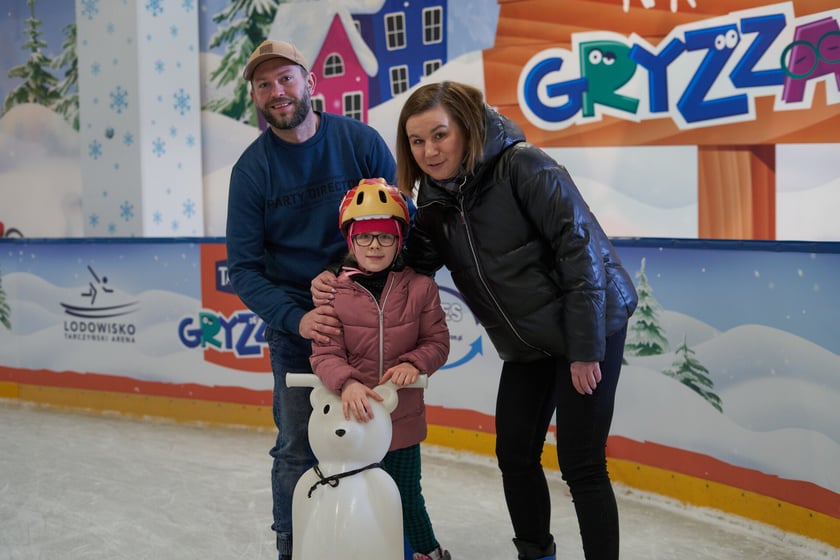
left=310, top=267, right=450, bottom=450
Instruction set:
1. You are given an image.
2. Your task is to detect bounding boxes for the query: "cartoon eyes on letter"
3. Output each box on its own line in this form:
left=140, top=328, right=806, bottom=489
left=714, top=29, right=739, bottom=51
left=781, top=31, right=840, bottom=79
left=588, top=49, right=617, bottom=65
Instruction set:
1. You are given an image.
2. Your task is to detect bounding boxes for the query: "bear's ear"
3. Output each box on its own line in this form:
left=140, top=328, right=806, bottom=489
left=373, top=383, right=399, bottom=413
left=310, top=385, right=332, bottom=408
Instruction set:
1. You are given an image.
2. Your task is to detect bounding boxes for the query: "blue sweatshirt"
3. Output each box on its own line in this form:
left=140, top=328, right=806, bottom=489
left=226, top=112, right=396, bottom=346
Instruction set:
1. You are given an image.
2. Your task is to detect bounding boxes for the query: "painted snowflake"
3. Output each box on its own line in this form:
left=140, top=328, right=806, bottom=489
left=182, top=199, right=196, bottom=219
left=89, top=140, right=103, bottom=160
left=182, top=0, right=194, bottom=12
left=173, top=88, right=191, bottom=115
left=152, top=137, right=166, bottom=157
left=110, top=86, right=129, bottom=114
left=81, top=0, right=100, bottom=20
left=120, top=201, right=135, bottom=222
left=145, top=0, right=164, bottom=17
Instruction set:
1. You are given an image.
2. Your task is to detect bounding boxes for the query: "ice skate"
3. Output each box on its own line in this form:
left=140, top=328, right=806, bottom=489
left=413, top=546, right=451, bottom=560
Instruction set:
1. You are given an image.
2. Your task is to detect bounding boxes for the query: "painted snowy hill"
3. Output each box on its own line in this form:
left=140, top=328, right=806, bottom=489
left=614, top=362, right=840, bottom=494
left=617, top=309, right=840, bottom=492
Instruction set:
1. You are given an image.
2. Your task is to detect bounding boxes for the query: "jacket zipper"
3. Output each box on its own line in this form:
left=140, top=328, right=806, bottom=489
left=356, top=274, right=395, bottom=379
left=457, top=194, right=547, bottom=356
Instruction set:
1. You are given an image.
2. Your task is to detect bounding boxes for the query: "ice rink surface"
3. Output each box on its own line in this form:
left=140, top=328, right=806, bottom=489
left=1, top=400, right=837, bottom=560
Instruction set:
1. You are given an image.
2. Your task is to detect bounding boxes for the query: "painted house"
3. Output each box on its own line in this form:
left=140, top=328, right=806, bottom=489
left=269, top=3, right=379, bottom=122
left=352, top=0, right=448, bottom=106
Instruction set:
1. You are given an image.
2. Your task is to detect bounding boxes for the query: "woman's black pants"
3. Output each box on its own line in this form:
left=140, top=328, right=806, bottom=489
left=495, top=326, right=627, bottom=560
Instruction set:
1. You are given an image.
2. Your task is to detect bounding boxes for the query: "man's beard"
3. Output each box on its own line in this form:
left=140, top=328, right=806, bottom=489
left=259, top=87, right=311, bottom=130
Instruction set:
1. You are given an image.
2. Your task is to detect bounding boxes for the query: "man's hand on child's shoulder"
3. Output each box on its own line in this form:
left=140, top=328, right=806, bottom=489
left=311, top=269, right=339, bottom=306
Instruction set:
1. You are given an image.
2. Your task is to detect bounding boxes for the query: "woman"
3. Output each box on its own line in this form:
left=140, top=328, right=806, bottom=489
left=396, top=82, right=637, bottom=560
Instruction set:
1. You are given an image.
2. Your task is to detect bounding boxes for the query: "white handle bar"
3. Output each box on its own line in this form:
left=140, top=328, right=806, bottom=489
left=287, top=373, right=428, bottom=389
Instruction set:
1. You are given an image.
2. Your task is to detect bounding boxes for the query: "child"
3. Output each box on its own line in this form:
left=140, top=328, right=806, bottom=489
left=310, top=178, right=452, bottom=560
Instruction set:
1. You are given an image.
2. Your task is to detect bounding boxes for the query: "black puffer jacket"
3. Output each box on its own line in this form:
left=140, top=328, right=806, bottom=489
left=406, top=106, right=637, bottom=363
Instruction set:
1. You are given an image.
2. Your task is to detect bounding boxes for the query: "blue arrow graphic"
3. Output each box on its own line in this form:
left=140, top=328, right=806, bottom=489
left=441, top=336, right=483, bottom=370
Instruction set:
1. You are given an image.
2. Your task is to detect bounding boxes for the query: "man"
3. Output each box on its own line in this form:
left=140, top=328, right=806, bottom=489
left=226, top=39, right=396, bottom=560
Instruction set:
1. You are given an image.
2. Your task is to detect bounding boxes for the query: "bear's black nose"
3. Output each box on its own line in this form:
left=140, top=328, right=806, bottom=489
left=335, top=429, right=346, bottom=437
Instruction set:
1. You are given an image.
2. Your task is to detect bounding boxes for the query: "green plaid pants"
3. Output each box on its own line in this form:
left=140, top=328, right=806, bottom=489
left=382, top=444, right=441, bottom=555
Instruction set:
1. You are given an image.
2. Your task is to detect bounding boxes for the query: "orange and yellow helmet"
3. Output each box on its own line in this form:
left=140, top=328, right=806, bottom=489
left=338, top=178, right=409, bottom=236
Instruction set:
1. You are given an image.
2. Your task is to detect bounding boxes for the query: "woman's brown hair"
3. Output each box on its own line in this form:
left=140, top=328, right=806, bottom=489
left=396, top=81, right=486, bottom=198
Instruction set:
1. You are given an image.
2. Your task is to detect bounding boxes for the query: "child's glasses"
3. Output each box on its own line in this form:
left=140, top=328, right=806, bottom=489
left=352, top=233, right=397, bottom=247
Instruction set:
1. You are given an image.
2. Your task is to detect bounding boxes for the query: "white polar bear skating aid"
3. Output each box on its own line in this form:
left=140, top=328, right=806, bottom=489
left=286, top=373, right=427, bottom=560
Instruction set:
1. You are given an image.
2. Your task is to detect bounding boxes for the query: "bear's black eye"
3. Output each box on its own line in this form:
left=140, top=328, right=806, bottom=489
left=323, top=404, right=330, bottom=414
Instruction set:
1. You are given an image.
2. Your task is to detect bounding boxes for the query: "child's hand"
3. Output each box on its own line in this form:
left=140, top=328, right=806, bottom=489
left=382, top=362, right=420, bottom=387
left=340, top=379, right=383, bottom=422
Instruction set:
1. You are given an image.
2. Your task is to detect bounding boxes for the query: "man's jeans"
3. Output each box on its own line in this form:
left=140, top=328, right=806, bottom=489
left=265, top=327, right=316, bottom=557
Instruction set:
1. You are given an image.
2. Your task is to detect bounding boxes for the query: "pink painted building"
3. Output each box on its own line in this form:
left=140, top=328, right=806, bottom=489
left=310, top=14, right=371, bottom=123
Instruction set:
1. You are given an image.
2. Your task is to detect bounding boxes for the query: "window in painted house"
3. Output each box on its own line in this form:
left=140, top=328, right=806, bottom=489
left=389, top=65, right=409, bottom=96
left=422, top=7, right=443, bottom=44
left=385, top=12, right=406, bottom=50
left=343, top=92, right=363, bottom=120
left=324, top=54, right=344, bottom=77
left=423, top=59, right=442, bottom=76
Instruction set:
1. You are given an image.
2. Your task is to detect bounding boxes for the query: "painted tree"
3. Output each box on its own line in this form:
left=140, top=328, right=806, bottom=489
left=662, top=335, right=721, bottom=412
left=204, top=0, right=282, bottom=126
left=3, top=0, right=62, bottom=114
left=625, top=257, right=669, bottom=356
left=52, top=22, right=79, bottom=130
left=0, top=269, right=11, bottom=330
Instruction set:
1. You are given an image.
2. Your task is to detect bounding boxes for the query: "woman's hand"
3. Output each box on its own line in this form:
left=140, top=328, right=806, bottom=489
left=311, top=270, right=338, bottom=306
left=341, top=379, right=384, bottom=422
left=570, top=361, right=601, bottom=395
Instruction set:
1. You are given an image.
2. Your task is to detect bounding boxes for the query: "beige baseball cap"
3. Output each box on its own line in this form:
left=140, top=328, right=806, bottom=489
left=243, top=39, right=309, bottom=80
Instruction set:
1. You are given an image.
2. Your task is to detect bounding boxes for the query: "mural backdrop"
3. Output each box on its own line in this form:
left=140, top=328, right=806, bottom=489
left=1, top=0, right=838, bottom=240
left=1, top=0, right=839, bottom=548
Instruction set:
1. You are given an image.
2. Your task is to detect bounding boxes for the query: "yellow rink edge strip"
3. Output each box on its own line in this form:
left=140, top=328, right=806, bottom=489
left=0, top=381, right=19, bottom=399
left=14, top=384, right=274, bottom=429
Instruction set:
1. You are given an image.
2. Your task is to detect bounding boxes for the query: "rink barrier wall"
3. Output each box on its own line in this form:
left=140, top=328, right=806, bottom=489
left=2, top=379, right=838, bottom=549
left=1, top=237, right=839, bottom=551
